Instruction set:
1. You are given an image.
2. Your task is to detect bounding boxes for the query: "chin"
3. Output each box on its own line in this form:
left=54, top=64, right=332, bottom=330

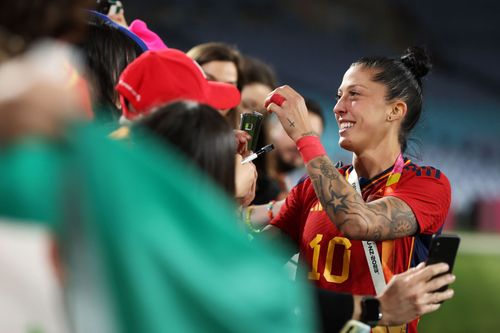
left=339, top=137, right=355, bottom=152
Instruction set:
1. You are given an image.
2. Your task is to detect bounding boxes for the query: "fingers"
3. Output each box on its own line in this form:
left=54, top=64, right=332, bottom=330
left=419, top=303, right=441, bottom=316
left=423, top=273, right=456, bottom=293
left=234, top=130, right=252, bottom=156
left=428, top=288, right=454, bottom=304
left=234, top=129, right=252, bottom=143
left=264, top=85, right=302, bottom=113
left=416, top=262, right=450, bottom=282
left=264, top=93, right=286, bottom=108
left=419, top=288, right=453, bottom=316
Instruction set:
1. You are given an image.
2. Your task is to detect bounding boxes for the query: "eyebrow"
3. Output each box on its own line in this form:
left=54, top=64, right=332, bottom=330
left=338, top=84, right=369, bottom=91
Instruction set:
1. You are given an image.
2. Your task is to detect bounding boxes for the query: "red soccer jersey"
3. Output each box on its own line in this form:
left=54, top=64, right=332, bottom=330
left=271, top=161, right=451, bottom=333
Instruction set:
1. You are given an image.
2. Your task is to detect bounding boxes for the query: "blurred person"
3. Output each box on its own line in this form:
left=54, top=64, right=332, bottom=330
left=0, top=0, right=95, bottom=120
left=0, top=42, right=305, bottom=333
left=187, top=42, right=242, bottom=119
left=134, top=101, right=257, bottom=206
left=187, top=42, right=241, bottom=87
left=238, top=56, right=277, bottom=118
left=0, top=0, right=91, bottom=49
left=79, top=11, right=146, bottom=123
left=264, top=46, right=451, bottom=333
left=0, top=36, right=90, bottom=333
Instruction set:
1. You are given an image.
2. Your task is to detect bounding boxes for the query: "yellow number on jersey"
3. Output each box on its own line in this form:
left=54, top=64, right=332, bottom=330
left=308, top=234, right=352, bottom=283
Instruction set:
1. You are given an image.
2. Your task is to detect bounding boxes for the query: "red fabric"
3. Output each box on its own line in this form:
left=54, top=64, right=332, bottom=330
left=116, top=49, right=241, bottom=120
left=271, top=162, right=451, bottom=333
left=264, top=93, right=286, bottom=108
left=296, top=136, right=327, bottom=164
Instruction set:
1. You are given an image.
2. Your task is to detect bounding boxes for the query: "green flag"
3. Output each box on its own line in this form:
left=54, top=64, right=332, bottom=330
left=0, top=124, right=316, bottom=333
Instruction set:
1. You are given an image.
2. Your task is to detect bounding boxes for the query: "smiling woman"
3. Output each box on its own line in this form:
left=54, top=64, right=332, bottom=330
left=262, top=47, right=451, bottom=332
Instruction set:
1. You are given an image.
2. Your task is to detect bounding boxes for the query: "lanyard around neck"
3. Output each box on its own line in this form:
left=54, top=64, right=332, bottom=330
left=346, top=153, right=406, bottom=197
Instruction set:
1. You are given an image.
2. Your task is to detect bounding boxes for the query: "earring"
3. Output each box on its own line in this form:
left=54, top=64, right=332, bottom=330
left=387, top=116, right=392, bottom=121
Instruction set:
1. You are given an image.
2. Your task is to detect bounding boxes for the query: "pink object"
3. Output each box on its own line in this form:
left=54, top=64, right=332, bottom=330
left=129, top=19, right=168, bottom=51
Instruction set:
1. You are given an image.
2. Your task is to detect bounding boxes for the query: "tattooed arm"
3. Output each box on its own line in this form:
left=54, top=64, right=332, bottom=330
left=307, top=156, right=418, bottom=241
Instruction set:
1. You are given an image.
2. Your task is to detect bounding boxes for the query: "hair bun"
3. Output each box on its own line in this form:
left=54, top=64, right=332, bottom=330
left=400, top=46, right=432, bottom=80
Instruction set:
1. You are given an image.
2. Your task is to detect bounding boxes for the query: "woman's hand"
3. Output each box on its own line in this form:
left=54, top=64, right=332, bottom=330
left=264, top=85, right=314, bottom=142
left=235, top=154, right=257, bottom=207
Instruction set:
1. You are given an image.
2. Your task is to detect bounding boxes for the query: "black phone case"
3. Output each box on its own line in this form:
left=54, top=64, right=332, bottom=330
left=426, top=234, right=460, bottom=292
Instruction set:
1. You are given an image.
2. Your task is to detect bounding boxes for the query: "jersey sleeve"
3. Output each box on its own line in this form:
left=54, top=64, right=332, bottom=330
left=388, top=166, right=451, bottom=234
left=270, top=178, right=311, bottom=244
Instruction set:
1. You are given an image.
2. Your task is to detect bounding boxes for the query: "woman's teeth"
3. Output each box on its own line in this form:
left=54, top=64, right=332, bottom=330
left=340, top=122, right=354, bottom=129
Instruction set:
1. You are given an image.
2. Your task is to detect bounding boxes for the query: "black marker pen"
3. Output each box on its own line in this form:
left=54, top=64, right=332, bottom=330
left=241, top=144, right=274, bottom=164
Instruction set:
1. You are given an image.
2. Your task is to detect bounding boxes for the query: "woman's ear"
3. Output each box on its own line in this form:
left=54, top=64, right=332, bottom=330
left=387, top=101, right=407, bottom=121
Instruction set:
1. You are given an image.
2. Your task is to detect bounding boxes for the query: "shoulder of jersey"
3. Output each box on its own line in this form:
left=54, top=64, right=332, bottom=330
left=403, top=162, right=444, bottom=180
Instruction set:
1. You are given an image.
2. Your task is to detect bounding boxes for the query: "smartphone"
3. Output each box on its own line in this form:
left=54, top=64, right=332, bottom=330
left=239, top=111, right=264, bottom=152
left=426, top=234, right=460, bottom=292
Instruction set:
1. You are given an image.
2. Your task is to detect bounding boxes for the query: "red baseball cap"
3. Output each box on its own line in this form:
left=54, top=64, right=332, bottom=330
left=116, top=49, right=241, bottom=120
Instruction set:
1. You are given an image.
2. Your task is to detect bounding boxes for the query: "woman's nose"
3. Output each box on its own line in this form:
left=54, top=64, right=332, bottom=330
left=333, top=99, right=345, bottom=116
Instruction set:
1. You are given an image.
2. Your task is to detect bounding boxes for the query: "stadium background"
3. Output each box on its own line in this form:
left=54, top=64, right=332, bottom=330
left=122, top=1, right=500, bottom=331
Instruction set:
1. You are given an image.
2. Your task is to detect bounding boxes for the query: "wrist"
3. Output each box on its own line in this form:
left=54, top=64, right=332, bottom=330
left=296, top=135, right=327, bottom=164
left=267, top=200, right=276, bottom=221
left=243, top=206, right=260, bottom=233
left=352, top=295, right=363, bottom=321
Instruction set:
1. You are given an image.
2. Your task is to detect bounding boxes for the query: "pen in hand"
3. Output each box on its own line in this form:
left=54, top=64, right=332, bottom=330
left=241, top=144, right=274, bottom=164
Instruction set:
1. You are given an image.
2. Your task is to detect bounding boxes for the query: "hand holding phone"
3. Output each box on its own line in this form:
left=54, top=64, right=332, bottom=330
left=426, top=234, right=460, bottom=292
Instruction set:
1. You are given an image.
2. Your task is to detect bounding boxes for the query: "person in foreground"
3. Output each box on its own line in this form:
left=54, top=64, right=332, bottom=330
left=264, top=46, right=451, bottom=332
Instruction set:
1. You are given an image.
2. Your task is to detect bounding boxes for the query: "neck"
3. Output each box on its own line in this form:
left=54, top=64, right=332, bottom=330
left=352, top=141, right=401, bottom=179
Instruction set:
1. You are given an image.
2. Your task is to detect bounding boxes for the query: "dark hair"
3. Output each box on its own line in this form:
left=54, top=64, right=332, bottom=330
left=0, top=0, right=92, bottom=48
left=304, top=97, right=325, bottom=129
left=79, top=15, right=143, bottom=119
left=239, top=56, right=277, bottom=90
left=353, top=46, right=432, bottom=152
left=135, top=101, right=236, bottom=196
left=187, top=42, right=242, bottom=88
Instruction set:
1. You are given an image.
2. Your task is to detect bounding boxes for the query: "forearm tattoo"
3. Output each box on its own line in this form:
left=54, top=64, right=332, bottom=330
left=307, top=156, right=418, bottom=241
